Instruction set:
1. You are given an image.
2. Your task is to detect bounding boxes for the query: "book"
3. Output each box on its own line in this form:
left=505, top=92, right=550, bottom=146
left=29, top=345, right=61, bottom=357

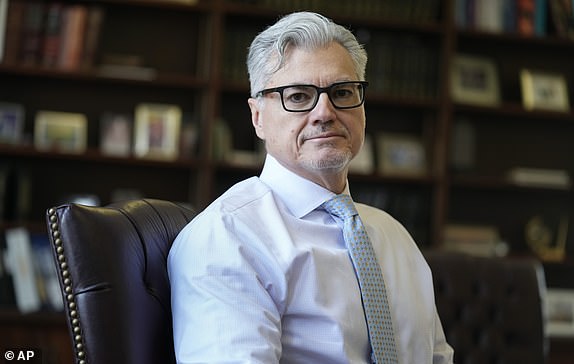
left=4, top=227, right=42, bottom=313
left=549, top=0, right=574, bottom=39
left=58, top=5, right=88, bottom=70
left=0, top=235, right=16, bottom=307
left=2, top=0, right=25, bottom=65
left=41, top=2, right=64, bottom=68
left=80, top=5, right=104, bottom=70
left=30, top=234, right=63, bottom=311
left=443, top=224, right=508, bottom=257
left=0, top=0, right=7, bottom=63
left=516, top=0, right=536, bottom=35
left=475, top=0, right=505, bottom=32
left=19, top=1, right=45, bottom=66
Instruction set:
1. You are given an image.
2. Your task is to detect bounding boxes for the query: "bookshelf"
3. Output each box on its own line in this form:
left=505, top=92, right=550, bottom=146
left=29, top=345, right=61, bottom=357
left=1, top=0, right=574, bottom=362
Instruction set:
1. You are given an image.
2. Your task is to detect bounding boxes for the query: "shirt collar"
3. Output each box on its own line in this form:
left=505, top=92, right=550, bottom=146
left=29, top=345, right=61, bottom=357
left=259, top=154, right=351, bottom=219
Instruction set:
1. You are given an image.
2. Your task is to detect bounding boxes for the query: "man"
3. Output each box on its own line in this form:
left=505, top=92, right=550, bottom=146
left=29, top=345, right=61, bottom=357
left=169, top=11, right=454, bottom=363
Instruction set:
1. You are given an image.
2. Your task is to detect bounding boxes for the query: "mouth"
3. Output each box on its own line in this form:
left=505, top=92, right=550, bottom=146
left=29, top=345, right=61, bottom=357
left=303, top=132, right=345, bottom=143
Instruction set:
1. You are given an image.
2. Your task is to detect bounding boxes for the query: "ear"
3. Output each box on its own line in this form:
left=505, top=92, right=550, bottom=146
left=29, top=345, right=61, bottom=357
left=248, top=97, right=265, bottom=140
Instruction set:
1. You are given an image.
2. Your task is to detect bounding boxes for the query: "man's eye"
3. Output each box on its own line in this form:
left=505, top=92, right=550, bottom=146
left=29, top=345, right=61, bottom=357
left=332, top=88, right=353, bottom=98
left=286, top=92, right=312, bottom=104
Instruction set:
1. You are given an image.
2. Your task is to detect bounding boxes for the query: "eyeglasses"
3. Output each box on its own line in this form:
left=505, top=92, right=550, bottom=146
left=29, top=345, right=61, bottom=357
left=255, top=81, right=368, bottom=112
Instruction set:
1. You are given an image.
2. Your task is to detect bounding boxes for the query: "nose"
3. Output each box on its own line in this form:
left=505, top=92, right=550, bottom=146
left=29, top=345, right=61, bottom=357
left=310, top=92, right=336, bottom=123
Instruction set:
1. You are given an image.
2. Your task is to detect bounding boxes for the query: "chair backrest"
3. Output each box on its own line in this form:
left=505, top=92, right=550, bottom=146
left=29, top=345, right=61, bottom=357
left=425, top=251, right=548, bottom=364
left=46, top=199, right=196, bottom=364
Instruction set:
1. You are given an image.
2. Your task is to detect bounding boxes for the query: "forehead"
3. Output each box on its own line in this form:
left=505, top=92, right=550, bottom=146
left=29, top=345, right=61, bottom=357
left=269, top=43, right=357, bottom=86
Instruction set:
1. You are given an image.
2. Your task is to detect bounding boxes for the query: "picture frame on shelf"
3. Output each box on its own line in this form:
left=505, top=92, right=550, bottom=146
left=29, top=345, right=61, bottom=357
left=100, top=112, right=132, bottom=157
left=546, top=289, right=574, bottom=338
left=349, top=134, right=375, bottom=175
left=451, top=54, right=500, bottom=106
left=524, top=214, right=569, bottom=262
left=520, top=69, right=570, bottom=112
left=377, top=133, right=427, bottom=177
left=134, top=103, right=181, bottom=160
left=34, top=111, right=87, bottom=153
left=0, top=102, right=25, bottom=145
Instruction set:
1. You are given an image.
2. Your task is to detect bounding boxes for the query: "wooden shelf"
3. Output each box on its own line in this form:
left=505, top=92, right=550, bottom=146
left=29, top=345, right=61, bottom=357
left=1, top=1, right=573, bottom=361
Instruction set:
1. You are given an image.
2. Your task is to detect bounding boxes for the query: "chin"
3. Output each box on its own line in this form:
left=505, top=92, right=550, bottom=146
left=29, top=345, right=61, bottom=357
left=301, top=151, right=352, bottom=172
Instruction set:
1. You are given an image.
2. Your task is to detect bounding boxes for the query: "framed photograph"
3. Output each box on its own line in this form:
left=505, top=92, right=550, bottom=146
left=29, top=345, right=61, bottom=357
left=546, top=289, right=574, bottom=337
left=134, top=103, right=181, bottom=160
left=520, top=69, right=570, bottom=112
left=100, top=112, right=132, bottom=157
left=349, top=134, right=375, bottom=174
left=451, top=54, right=500, bottom=106
left=377, top=133, right=427, bottom=177
left=34, top=111, right=87, bottom=153
left=0, top=102, right=25, bottom=144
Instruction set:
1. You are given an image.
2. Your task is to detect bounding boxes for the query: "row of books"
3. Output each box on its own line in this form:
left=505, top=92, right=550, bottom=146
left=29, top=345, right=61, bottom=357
left=365, top=33, right=438, bottom=99
left=354, top=185, right=430, bottom=245
left=455, top=0, right=574, bottom=38
left=0, top=163, right=30, bottom=222
left=228, top=0, right=441, bottom=23
left=0, top=1, right=104, bottom=69
left=0, top=227, right=63, bottom=313
left=222, top=25, right=439, bottom=99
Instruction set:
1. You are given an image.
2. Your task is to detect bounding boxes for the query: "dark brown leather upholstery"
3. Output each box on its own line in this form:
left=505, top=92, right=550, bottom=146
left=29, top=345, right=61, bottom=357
left=425, top=251, right=547, bottom=364
left=46, top=199, right=196, bottom=364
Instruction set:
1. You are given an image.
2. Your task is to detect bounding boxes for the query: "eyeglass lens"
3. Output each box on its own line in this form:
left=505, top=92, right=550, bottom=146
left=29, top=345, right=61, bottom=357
left=282, top=82, right=364, bottom=111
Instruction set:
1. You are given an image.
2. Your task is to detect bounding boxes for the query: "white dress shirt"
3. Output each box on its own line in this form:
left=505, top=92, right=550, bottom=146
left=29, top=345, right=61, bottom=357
left=168, top=154, right=454, bottom=363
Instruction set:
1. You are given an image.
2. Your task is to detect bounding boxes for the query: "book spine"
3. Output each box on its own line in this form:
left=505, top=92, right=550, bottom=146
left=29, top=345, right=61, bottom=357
left=41, top=2, right=64, bottom=68
left=80, top=5, right=104, bottom=70
left=516, top=0, right=536, bottom=35
left=0, top=0, right=7, bottom=62
left=2, top=0, right=25, bottom=65
left=58, top=4, right=87, bottom=70
left=19, top=1, right=45, bottom=66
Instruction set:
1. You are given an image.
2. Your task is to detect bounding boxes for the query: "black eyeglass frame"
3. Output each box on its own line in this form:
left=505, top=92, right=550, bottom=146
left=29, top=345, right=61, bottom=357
left=254, top=81, right=369, bottom=112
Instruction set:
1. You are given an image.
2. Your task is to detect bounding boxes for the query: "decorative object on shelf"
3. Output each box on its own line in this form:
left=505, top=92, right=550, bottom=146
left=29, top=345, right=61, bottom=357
left=520, top=69, right=570, bottom=112
left=134, top=103, right=181, bottom=160
left=0, top=102, right=25, bottom=145
left=442, top=223, right=508, bottom=257
left=507, top=167, right=572, bottom=189
left=33, top=110, right=87, bottom=153
left=100, top=112, right=132, bottom=157
left=377, top=132, right=427, bottom=177
left=349, top=134, right=375, bottom=174
left=525, top=214, right=569, bottom=261
left=546, top=288, right=574, bottom=337
left=451, top=54, right=500, bottom=106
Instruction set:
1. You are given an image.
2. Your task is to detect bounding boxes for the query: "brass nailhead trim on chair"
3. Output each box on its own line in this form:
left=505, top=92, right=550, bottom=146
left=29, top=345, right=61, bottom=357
left=48, top=208, right=86, bottom=364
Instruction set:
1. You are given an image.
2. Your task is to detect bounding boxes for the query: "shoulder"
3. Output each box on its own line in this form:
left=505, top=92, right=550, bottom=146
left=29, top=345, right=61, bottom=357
left=356, top=202, right=420, bottom=249
left=355, top=202, right=403, bottom=230
left=172, top=176, right=280, bottom=245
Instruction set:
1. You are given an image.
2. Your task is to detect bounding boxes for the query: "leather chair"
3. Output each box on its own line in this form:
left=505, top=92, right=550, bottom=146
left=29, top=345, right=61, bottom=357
left=46, top=199, right=196, bottom=364
left=425, top=251, right=548, bottom=364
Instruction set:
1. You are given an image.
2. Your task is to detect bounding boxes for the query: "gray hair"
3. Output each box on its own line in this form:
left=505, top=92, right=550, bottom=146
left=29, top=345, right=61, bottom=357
left=247, top=12, right=368, bottom=97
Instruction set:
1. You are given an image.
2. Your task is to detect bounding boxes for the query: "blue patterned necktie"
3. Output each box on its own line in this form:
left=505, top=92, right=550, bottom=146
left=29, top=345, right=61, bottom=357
left=322, top=194, right=398, bottom=364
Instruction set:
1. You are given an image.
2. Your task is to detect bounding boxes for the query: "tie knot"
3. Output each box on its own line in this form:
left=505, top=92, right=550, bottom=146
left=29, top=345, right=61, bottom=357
left=322, top=194, right=358, bottom=219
